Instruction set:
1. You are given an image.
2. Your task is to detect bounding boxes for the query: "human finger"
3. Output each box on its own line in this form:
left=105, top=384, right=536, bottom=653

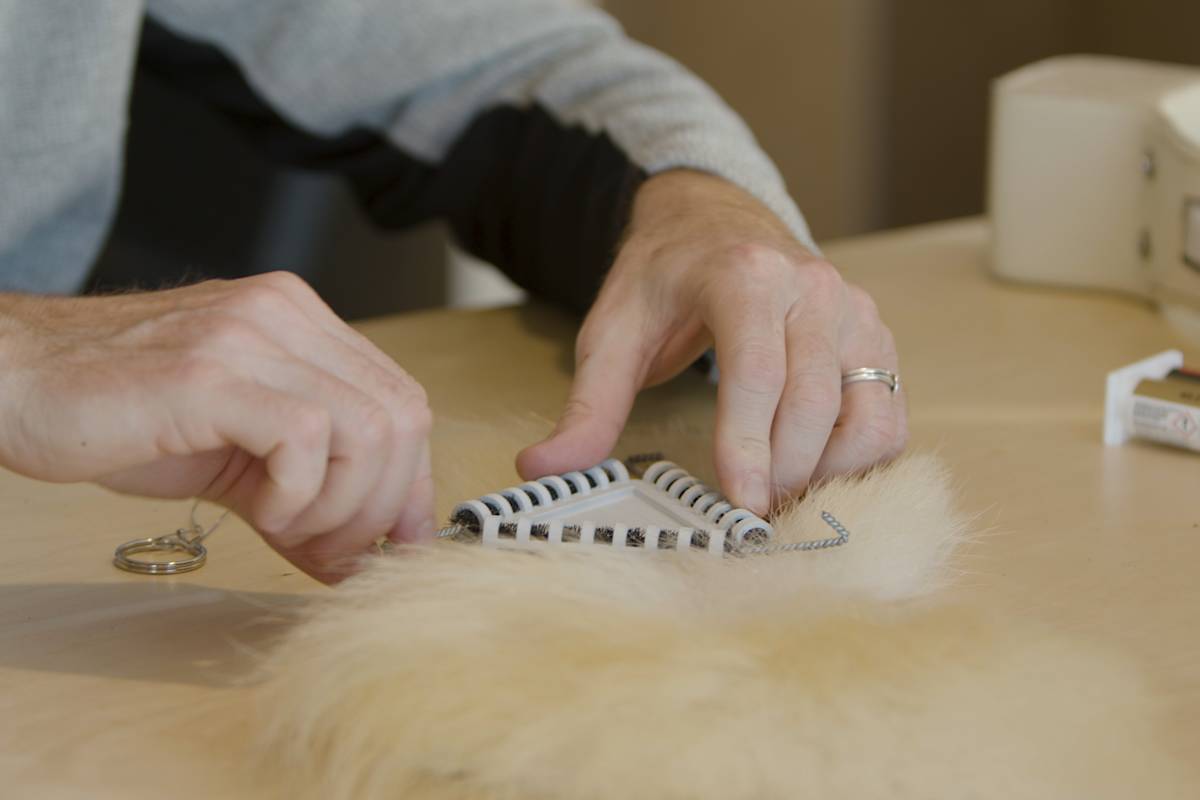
left=389, top=438, right=436, bottom=544
left=812, top=289, right=907, bottom=480
left=517, top=311, right=648, bottom=479
left=767, top=296, right=844, bottom=495
left=703, top=271, right=789, bottom=514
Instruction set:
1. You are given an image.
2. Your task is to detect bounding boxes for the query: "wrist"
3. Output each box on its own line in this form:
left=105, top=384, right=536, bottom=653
left=632, top=169, right=755, bottom=216
left=633, top=170, right=801, bottom=239
left=628, top=170, right=812, bottom=257
left=0, top=293, right=60, bottom=368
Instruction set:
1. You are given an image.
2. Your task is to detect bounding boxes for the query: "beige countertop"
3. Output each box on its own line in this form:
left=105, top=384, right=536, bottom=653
left=2, top=218, right=1197, bottom=797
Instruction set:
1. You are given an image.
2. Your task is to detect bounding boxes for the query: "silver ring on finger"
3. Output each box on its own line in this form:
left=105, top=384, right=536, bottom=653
left=842, top=367, right=901, bottom=395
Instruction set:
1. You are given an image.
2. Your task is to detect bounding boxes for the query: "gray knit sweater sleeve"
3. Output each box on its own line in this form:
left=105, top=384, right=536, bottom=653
left=147, top=0, right=811, bottom=238
left=142, top=0, right=814, bottom=310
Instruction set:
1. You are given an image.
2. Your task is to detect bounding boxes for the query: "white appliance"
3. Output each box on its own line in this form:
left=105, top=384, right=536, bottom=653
left=989, top=55, right=1200, bottom=342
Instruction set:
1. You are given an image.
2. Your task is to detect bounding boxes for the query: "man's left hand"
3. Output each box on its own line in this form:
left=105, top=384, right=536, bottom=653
left=517, top=170, right=907, bottom=513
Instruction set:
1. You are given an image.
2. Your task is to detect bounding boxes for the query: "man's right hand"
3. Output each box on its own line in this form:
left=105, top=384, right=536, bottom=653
left=0, top=272, right=434, bottom=583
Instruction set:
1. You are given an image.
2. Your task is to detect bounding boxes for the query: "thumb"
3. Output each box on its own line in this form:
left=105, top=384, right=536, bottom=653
left=517, top=329, right=647, bottom=479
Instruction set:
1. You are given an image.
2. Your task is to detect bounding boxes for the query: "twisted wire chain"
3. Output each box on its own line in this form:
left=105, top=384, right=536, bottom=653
left=143, top=502, right=231, bottom=553
left=178, top=502, right=231, bottom=546
left=728, top=511, right=849, bottom=556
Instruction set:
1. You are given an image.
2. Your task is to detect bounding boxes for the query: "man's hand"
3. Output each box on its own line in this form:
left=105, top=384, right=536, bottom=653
left=518, top=170, right=907, bottom=513
left=0, top=272, right=434, bottom=582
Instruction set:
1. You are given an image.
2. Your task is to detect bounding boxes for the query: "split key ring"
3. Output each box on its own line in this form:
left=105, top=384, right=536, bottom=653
left=113, top=530, right=208, bottom=575
left=112, top=501, right=230, bottom=575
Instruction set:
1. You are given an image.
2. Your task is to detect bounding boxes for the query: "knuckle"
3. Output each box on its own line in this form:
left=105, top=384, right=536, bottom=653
left=776, top=398, right=839, bottom=439
left=575, top=322, right=650, bottom=369
left=574, top=318, right=605, bottom=352
left=357, top=401, right=394, bottom=445
left=572, top=336, right=605, bottom=371
left=792, top=378, right=843, bottom=418
left=740, top=433, right=772, bottom=456
left=717, top=431, right=771, bottom=466
left=374, top=374, right=408, bottom=404
left=170, top=353, right=227, bottom=390
left=847, top=410, right=905, bottom=466
left=726, top=242, right=788, bottom=274
left=847, top=284, right=881, bottom=320
left=289, top=406, right=332, bottom=450
left=394, top=394, right=433, bottom=439
left=225, top=282, right=290, bottom=318
left=730, top=340, right=786, bottom=394
left=397, top=404, right=433, bottom=440
left=861, top=417, right=897, bottom=454
left=720, top=246, right=793, bottom=294
left=798, top=259, right=845, bottom=304
left=781, top=360, right=842, bottom=411
left=254, top=270, right=311, bottom=296
left=280, top=407, right=333, bottom=462
left=556, top=395, right=623, bottom=441
left=560, top=395, right=612, bottom=429
left=562, top=395, right=599, bottom=419
left=401, top=379, right=429, bottom=409
left=198, top=314, right=262, bottom=352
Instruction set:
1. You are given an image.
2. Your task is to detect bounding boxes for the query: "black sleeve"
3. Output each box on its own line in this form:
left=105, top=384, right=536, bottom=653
left=136, top=17, right=647, bottom=314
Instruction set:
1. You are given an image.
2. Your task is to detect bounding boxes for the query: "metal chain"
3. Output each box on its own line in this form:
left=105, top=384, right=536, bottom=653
left=728, top=511, right=849, bottom=556
left=181, top=502, right=231, bottom=546
left=154, top=503, right=231, bottom=552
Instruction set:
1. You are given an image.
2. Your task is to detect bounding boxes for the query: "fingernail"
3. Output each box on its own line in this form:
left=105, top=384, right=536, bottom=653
left=740, top=473, right=769, bottom=514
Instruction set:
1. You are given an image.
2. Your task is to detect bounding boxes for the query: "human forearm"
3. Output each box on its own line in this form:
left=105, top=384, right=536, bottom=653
left=143, top=0, right=816, bottom=310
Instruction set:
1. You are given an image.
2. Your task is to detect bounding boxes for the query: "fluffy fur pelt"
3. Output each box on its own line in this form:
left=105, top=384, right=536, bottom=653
left=256, top=454, right=1190, bottom=799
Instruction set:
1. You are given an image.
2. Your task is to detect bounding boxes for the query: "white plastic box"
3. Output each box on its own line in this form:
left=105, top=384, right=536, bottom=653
left=988, top=55, right=1200, bottom=341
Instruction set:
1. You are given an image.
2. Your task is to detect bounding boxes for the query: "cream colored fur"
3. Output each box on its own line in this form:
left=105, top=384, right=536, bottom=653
left=257, top=455, right=1191, bottom=798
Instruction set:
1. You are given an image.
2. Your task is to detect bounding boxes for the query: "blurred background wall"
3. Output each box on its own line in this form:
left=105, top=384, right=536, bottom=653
left=93, top=0, right=1200, bottom=317
left=603, top=0, right=1200, bottom=239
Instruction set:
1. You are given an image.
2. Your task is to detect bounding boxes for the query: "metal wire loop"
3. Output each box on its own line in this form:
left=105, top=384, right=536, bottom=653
left=112, top=501, right=230, bottom=575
